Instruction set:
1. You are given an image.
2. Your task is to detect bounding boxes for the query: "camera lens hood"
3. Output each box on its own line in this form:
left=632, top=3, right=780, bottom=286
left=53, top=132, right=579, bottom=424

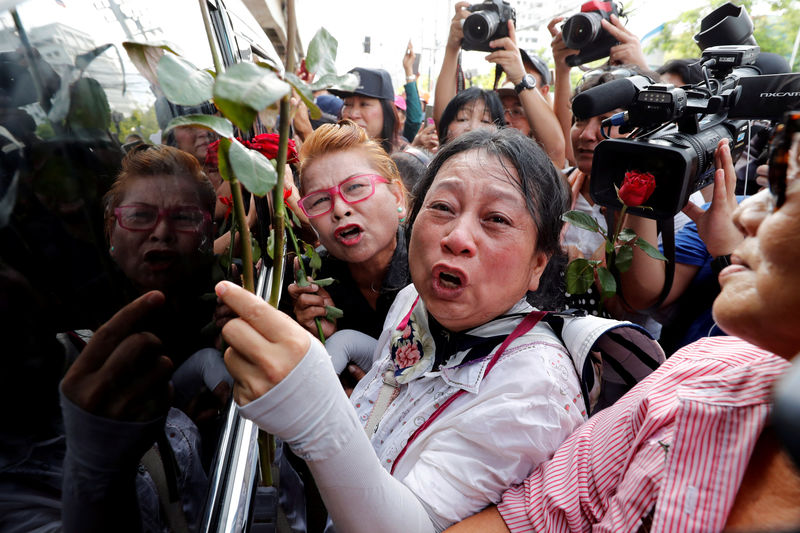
left=694, top=2, right=756, bottom=51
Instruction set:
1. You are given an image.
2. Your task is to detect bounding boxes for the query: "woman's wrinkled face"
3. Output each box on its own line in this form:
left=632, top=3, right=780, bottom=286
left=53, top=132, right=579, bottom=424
left=446, top=99, right=497, bottom=143
left=110, top=175, right=212, bottom=294
left=713, top=174, right=800, bottom=359
left=301, top=148, right=403, bottom=268
left=570, top=110, right=623, bottom=175
left=409, top=149, right=547, bottom=332
left=341, top=95, right=385, bottom=140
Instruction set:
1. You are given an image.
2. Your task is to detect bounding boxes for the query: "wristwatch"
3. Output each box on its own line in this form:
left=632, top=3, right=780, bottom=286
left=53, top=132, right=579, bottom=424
left=514, top=73, right=537, bottom=94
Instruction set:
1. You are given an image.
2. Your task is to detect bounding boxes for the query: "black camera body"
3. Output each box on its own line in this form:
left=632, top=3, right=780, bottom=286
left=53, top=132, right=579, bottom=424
left=589, top=45, right=800, bottom=219
left=461, top=0, right=516, bottom=52
left=562, top=0, right=620, bottom=66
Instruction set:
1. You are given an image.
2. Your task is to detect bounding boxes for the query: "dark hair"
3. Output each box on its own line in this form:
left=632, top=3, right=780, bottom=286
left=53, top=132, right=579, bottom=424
left=391, top=149, right=430, bottom=192
left=656, top=58, right=704, bottom=85
left=379, top=98, right=401, bottom=154
left=438, top=87, right=506, bottom=144
left=406, top=128, right=569, bottom=306
left=103, top=144, right=215, bottom=240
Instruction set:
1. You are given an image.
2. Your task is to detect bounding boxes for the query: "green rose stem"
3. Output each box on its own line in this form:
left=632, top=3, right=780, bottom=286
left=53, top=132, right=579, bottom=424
left=258, top=0, right=298, bottom=488
left=268, top=0, right=297, bottom=309
left=198, top=0, right=254, bottom=292
left=285, top=220, right=327, bottom=343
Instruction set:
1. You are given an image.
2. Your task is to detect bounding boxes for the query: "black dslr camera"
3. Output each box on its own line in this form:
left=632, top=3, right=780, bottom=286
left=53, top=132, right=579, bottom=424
left=461, top=0, right=516, bottom=52
left=562, top=0, right=620, bottom=66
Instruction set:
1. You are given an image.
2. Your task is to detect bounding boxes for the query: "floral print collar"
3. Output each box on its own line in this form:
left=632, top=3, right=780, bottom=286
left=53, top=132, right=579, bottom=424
left=389, top=294, right=533, bottom=384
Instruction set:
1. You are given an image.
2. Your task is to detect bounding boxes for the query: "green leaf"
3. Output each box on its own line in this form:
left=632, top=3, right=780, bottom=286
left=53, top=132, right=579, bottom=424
left=228, top=138, right=277, bottom=196
left=213, top=62, right=290, bottom=131
left=265, top=228, right=275, bottom=260
left=313, top=277, right=336, bottom=287
left=565, top=258, right=595, bottom=295
left=217, top=137, right=232, bottom=182
left=165, top=114, right=233, bottom=138
left=303, top=242, right=322, bottom=273
left=122, top=41, right=179, bottom=89
left=562, top=210, right=600, bottom=232
left=313, top=71, right=358, bottom=93
left=157, top=54, right=213, bottom=106
left=285, top=72, right=322, bottom=119
left=636, top=237, right=667, bottom=261
left=596, top=267, right=617, bottom=298
left=617, top=228, right=637, bottom=243
left=324, top=305, right=344, bottom=321
left=605, top=240, right=614, bottom=255
left=305, top=27, right=338, bottom=77
left=615, top=244, right=634, bottom=273
left=296, top=274, right=310, bottom=287
left=64, top=78, right=111, bottom=132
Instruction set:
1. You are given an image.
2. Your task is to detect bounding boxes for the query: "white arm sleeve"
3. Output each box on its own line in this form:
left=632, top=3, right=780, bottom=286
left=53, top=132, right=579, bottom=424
left=323, top=329, right=379, bottom=375
left=238, top=337, right=436, bottom=533
left=171, top=347, right=233, bottom=407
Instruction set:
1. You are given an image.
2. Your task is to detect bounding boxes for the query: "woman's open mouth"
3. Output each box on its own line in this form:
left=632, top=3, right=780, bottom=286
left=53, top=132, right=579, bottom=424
left=144, top=250, right=179, bottom=271
left=334, top=224, right=363, bottom=246
left=431, top=265, right=468, bottom=298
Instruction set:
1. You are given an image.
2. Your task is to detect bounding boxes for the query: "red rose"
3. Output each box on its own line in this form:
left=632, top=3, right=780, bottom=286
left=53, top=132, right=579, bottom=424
left=618, top=170, right=656, bottom=207
left=245, top=133, right=299, bottom=165
left=205, top=140, right=220, bottom=168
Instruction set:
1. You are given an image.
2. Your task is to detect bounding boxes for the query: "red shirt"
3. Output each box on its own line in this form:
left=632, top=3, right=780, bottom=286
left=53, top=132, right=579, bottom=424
left=498, top=336, right=789, bottom=533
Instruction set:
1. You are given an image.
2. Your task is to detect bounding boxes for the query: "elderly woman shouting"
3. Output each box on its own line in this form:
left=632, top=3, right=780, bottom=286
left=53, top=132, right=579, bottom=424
left=218, top=128, right=588, bottom=531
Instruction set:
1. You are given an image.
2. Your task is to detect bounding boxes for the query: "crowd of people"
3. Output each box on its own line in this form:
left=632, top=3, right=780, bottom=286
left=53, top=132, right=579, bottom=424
left=2, top=1, right=800, bottom=532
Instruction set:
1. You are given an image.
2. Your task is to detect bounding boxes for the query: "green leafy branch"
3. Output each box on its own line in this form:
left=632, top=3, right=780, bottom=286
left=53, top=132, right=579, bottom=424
left=562, top=206, right=666, bottom=304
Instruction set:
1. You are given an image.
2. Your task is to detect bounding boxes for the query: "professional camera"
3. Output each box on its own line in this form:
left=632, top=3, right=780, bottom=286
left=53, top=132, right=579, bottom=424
left=581, top=45, right=800, bottom=219
left=461, top=0, right=516, bottom=52
left=562, top=0, right=620, bottom=66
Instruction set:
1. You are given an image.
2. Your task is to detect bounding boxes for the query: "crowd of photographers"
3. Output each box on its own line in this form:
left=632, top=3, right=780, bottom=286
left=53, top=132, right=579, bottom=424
left=3, top=0, right=800, bottom=531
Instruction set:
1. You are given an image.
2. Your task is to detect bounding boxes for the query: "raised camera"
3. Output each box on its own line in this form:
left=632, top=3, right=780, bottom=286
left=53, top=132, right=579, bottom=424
left=562, top=0, right=620, bottom=66
left=461, top=0, right=516, bottom=53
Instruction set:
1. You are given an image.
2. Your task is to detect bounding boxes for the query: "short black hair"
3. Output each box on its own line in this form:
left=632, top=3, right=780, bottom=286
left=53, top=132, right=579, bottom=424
left=656, top=58, right=704, bottom=85
left=438, top=87, right=506, bottom=144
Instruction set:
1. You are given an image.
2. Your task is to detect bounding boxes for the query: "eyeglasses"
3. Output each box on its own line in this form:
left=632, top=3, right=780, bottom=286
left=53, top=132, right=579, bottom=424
left=114, top=204, right=211, bottom=232
left=299, top=174, right=389, bottom=218
left=767, top=111, right=800, bottom=209
left=504, top=107, right=525, bottom=119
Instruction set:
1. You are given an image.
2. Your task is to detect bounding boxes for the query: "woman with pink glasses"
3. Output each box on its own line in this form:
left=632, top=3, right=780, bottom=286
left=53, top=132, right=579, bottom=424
left=287, top=120, right=410, bottom=340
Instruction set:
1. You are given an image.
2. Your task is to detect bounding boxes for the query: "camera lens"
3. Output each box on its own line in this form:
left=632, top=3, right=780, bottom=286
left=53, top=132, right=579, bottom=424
left=464, top=11, right=500, bottom=44
left=563, top=12, right=602, bottom=49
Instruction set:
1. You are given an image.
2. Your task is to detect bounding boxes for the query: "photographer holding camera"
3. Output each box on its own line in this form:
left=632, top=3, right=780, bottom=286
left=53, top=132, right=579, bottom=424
left=548, top=6, right=652, bottom=166
left=434, top=1, right=564, bottom=168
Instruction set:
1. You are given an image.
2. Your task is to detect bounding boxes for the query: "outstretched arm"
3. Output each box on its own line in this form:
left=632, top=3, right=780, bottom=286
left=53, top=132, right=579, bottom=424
left=485, top=21, right=565, bottom=168
left=434, top=2, right=471, bottom=127
left=217, top=282, right=436, bottom=533
left=548, top=17, right=577, bottom=166
left=618, top=139, right=741, bottom=310
left=60, top=291, right=173, bottom=533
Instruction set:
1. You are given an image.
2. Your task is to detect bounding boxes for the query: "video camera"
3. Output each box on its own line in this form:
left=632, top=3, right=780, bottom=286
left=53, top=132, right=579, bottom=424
left=562, top=0, right=620, bottom=67
left=580, top=44, right=800, bottom=220
left=461, top=0, right=516, bottom=52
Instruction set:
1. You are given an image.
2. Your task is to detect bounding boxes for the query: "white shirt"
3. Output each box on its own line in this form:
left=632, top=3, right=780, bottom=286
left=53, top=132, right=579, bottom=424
left=350, top=285, right=587, bottom=526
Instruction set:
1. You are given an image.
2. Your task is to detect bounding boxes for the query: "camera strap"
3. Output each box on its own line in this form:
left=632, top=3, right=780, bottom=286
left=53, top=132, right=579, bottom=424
left=492, top=64, right=503, bottom=91
left=603, top=209, right=676, bottom=314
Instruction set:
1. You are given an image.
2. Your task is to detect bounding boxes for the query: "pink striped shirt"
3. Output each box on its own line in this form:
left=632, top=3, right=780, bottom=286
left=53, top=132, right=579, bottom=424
left=498, top=336, right=790, bottom=533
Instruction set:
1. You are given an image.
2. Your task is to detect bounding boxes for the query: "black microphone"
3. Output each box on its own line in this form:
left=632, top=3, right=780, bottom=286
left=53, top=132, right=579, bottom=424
left=572, top=75, right=651, bottom=120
